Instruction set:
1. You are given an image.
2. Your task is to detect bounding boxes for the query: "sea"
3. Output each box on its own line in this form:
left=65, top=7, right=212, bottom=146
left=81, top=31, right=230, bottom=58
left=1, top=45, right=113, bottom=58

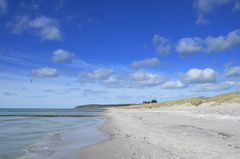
left=0, top=108, right=107, bottom=159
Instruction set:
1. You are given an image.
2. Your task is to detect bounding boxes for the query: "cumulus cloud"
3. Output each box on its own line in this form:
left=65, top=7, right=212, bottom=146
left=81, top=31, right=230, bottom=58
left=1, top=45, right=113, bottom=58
left=182, top=68, right=217, bottom=84
left=78, top=68, right=113, bottom=82
left=153, top=34, right=171, bottom=55
left=88, top=68, right=113, bottom=79
left=224, top=66, right=240, bottom=77
left=52, top=49, right=74, bottom=64
left=206, top=29, right=240, bottom=52
left=77, top=68, right=127, bottom=88
left=176, top=29, right=240, bottom=55
left=7, top=15, right=62, bottom=41
left=161, top=80, right=186, bottom=89
left=193, top=0, right=233, bottom=25
left=131, top=71, right=166, bottom=86
left=176, top=37, right=204, bottom=55
left=0, top=0, right=7, bottom=14
left=194, top=81, right=236, bottom=92
left=103, top=75, right=122, bottom=85
left=31, top=67, right=59, bottom=78
left=131, top=58, right=160, bottom=69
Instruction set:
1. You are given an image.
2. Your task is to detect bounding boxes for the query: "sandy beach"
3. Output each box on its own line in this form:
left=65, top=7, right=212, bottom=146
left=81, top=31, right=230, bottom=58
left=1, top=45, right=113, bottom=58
left=80, top=103, right=240, bottom=159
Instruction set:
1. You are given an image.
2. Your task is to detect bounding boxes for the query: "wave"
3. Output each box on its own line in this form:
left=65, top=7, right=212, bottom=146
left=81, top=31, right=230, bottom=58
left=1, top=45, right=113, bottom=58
left=17, top=133, right=63, bottom=159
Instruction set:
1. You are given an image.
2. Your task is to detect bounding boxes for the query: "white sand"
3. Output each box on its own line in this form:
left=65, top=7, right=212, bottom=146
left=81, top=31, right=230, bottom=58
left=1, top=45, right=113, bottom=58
left=80, top=103, right=240, bottom=159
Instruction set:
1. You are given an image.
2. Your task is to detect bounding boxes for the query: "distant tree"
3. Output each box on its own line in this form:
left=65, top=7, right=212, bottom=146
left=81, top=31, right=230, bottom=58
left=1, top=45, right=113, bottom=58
left=151, top=99, right=157, bottom=103
left=143, top=101, right=152, bottom=104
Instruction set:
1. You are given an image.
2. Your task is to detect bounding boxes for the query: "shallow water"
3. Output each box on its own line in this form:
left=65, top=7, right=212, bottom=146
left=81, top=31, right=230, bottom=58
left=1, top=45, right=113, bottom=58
left=0, top=108, right=107, bottom=159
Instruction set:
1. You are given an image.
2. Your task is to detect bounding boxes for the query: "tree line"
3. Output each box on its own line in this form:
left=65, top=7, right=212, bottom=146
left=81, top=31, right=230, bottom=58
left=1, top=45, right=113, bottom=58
left=143, top=99, right=157, bottom=104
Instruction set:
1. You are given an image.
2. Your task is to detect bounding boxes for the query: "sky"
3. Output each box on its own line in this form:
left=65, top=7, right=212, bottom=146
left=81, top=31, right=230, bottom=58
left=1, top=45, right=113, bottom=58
left=0, top=0, right=240, bottom=108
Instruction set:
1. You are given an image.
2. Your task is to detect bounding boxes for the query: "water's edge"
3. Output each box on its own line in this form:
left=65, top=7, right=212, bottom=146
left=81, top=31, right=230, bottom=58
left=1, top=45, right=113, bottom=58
left=0, top=108, right=109, bottom=159
left=48, top=117, right=109, bottom=159
left=17, top=117, right=109, bottom=159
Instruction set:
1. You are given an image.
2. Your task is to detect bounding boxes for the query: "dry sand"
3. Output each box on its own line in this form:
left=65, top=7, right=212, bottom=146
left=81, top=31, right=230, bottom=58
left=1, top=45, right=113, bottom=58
left=80, top=103, right=240, bottom=159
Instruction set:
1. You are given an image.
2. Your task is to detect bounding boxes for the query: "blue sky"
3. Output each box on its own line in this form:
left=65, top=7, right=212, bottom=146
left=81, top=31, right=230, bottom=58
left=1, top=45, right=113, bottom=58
left=0, top=0, right=240, bottom=108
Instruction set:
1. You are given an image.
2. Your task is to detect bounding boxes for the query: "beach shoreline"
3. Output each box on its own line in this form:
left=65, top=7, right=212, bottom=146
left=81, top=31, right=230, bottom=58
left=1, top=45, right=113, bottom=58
left=0, top=108, right=108, bottom=159
left=80, top=103, right=240, bottom=159
left=48, top=117, right=108, bottom=159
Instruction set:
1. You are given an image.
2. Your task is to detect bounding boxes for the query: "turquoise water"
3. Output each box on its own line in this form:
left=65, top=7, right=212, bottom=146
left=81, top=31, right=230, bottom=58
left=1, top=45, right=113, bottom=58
left=0, top=108, right=106, bottom=159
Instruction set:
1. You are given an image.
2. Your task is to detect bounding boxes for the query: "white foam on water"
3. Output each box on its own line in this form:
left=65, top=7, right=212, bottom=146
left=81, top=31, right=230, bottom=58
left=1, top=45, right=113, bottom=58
left=16, top=118, right=108, bottom=159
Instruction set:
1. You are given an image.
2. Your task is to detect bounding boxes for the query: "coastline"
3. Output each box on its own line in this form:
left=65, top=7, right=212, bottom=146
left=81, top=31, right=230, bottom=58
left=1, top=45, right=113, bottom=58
left=15, top=116, right=108, bottom=159
left=80, top=109, right=132, bottom=159
left=80, top=103, right=240, bottom=159
left=49, top=117, right=108, bottom=159
left=0, top=108, right=109, bottom=159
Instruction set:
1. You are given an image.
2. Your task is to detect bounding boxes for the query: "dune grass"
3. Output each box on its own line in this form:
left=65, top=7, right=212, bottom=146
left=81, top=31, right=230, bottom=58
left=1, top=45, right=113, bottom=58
left=119, top=91, right=240, bottom=109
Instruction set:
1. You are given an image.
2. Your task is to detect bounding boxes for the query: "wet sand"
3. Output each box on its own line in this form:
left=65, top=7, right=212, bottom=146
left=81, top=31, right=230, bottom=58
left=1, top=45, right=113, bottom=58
left=80, top=103, right=240, bottom=159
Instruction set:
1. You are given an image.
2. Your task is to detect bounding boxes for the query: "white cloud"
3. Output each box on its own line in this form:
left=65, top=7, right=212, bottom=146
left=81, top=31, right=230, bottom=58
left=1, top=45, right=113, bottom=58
left=224, top=66, right=240, bottom=77
left=77, top=68, right=127, bottom=88
left=176, top=37, right=204, bottom=55
left=193, top=0, right=232, bottom=25
left=7, top=15, right=62, bottom=41
left=78, top=68, right=113, bottom=81
left=29, top=16, right=62, bottom=41
left=0, top=0, right=7, bottom=14
left=31, top=67, right=59, bottom=78
left=131, top=71, right=166, bottom=86
left=161, top=80, right=186, bottom=89
left=90, top=68, right=113, bottom=79
left=206, top=29, right=240, bottom=52
left=153, top=34, right=171, bottom=55
left=182, top=68, right=217, bottom=84
left=234, top=0, right=240, bottom=11
left=194, top=81, right=235, bottom=92
left=131, top=58, right=160, bottom=69
left=176, top=29, right=240, bottom=55
left=103, top=75, right=123, bottom=86
left=52, top=49, right=74, bottom=64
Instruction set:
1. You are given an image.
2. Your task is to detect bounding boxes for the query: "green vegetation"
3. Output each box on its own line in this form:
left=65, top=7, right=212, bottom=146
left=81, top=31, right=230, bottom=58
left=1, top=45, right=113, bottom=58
left=143, top=99, right=158, bottom=104
left=120, top=91, right=240, bottom=109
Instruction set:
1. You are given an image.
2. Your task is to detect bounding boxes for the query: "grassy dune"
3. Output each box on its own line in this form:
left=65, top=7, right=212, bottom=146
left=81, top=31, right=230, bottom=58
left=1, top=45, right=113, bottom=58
left=120, top=91, right=240, bottom=109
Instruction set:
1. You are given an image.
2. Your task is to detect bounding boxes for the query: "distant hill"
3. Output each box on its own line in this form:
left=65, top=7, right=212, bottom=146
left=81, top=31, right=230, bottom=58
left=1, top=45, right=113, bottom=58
left=120, top=91, right=240, bottom=109
left=75, top=104, right=133, bottom=111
